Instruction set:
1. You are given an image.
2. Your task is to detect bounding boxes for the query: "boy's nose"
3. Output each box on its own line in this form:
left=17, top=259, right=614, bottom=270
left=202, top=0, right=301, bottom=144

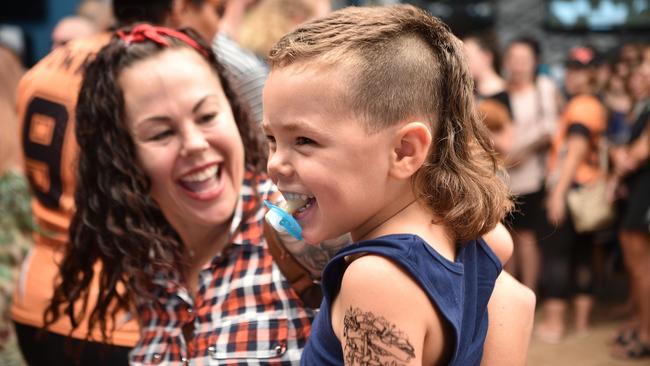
left=267, top=149, right=295, bottom=180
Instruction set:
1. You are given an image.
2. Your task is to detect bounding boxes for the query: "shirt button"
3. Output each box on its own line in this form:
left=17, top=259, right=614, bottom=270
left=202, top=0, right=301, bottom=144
left=187, top=307, right=193, bottom=314
left=208, top=346, right=216, bottom=355
left=274, top=344, right=286, bottom=356
left=152, top=353, right=161, bottom=361
left=181, top=356, right=188, bottom=364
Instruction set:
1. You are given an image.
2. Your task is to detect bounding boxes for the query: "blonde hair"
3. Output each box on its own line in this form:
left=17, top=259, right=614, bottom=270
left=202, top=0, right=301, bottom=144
left=0, top=46, right=24, bottom=175
left=269, top=5, right=513, bottom=241
left=239, top=0, right=322, bottom=58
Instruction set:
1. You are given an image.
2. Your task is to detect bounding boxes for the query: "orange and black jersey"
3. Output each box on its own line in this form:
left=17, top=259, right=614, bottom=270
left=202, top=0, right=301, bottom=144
left=17, top=33, right=111, bottom=246
left=13, top=33, right=140, bottom=346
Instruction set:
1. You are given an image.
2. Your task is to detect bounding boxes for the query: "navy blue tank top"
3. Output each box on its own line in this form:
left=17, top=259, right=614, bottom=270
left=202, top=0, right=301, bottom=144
left=301, top=234, right=502, bottom=365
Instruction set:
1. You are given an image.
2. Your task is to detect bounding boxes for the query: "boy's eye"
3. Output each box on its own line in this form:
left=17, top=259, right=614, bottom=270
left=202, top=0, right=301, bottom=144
left=266, top=135, right=276, bottom=144
left=295, top=136, right=315, bottom=146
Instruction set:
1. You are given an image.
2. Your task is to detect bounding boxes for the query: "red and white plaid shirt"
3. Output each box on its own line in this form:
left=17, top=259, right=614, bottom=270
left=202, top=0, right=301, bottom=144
left=129, top=172, right=315, bottom=365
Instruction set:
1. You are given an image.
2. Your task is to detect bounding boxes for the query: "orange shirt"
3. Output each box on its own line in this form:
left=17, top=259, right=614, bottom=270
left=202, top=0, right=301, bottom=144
left=12, top=33, right=139, bottom=346
left=547, top=94, right=607, bottom=186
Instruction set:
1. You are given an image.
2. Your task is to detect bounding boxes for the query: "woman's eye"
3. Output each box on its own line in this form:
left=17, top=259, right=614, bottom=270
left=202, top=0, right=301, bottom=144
left=148, top=130, right=173, bottom=141
left=295, top=137, right=315, bottom=146
left=198, top=113, right=217, bottom=124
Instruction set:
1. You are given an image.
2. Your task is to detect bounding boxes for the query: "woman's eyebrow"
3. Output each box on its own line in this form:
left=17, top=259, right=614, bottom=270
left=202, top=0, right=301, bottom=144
left=192, top=94, right=219, bottom=113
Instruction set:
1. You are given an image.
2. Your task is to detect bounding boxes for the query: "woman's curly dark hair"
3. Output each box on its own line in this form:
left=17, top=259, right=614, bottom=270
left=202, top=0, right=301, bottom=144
left=44, top=26, right=267, bottom=341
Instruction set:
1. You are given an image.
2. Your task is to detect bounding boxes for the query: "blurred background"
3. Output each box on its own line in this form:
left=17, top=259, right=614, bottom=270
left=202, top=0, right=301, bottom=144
left=1, top=1, right=649, bottom=365
left=3, top=0, right=650, bottom=68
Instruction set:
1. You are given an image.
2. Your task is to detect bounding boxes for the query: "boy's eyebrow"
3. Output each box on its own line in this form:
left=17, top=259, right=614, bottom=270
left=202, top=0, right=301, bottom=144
left=281, top=120, right=321, bottom=133
left=263, top=119, right=322, bottom=134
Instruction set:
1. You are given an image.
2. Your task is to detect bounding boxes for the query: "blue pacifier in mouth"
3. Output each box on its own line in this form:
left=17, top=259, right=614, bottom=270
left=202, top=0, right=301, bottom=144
left=264, top=200, right=303, bottom=241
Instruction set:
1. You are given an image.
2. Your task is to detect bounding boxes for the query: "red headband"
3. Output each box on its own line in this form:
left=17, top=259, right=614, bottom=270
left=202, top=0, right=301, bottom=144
left=116, top=24, right=210, bottom=58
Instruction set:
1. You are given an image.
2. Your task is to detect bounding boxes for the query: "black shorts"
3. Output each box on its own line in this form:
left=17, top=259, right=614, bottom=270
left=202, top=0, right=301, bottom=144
left=506, top=188, right=546, bottom=234
left=619, top=166, right=650, bottom=233
left=14, top=322, right=131, bottom=366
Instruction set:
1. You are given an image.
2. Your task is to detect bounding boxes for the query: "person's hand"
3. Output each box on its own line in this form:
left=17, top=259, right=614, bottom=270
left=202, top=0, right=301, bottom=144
left=546, top=191, right=567, bottom=226
left=611, top=147, right=635, bottom=177
left=606, top=177, right=619, bottom=203
left=504, top=148, right=527, bottom=168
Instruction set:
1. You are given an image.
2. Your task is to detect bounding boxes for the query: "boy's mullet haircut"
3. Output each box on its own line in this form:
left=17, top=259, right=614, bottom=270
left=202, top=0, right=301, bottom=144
left=268, top=5, right=512, bottom=242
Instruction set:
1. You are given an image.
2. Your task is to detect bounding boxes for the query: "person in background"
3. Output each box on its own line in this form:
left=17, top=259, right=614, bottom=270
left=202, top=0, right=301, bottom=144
left=594, top=53, right=614, bottom=95
left=462, top=32, right=513, bottom=158
left=77, top=0, right=115, bottom=31
left=0, top=42, right=29, bottom=366
left=619, top=42, right=643, bottom=68
left=502, top=36, right=559, bottom=294
left=463, top=32, right=507, bottom=100
left=609, top=58, right=650, bottom=360
left=537, top=46, right=607, bottom=343
left=239, top=0, right=331, bottom=61
left=604, top=73, right=633, bottom=145
left=50, top=16, right=98, bottom=50
left=212, top=0, right=269, bottom=124
left=612, top=42, right=644, bottom=82
left=476, top=98, right=514, bottom=158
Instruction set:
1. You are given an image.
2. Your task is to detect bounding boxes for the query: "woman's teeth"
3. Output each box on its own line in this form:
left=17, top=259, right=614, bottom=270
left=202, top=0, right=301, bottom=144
left=181, top=165, right=219, bottom=183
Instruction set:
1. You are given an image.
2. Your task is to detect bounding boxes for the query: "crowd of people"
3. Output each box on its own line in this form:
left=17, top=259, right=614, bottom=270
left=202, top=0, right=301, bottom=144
left=463, top=30, right=650, bottom=359
left=0, top=0, right=647, bottom=365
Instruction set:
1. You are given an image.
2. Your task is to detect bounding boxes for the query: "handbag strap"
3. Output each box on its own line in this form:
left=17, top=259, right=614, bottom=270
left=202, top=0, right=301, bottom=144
left=263, top=221, right=323, bottom=309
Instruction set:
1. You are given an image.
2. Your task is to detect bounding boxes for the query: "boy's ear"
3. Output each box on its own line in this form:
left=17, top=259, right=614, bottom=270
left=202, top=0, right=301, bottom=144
left=389, top=121, right=432, bottom=179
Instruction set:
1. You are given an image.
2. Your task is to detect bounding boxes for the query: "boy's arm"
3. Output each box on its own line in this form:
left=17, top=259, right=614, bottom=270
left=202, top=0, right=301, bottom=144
left=481, top=271, right=536, bottom=366
left=331, top=255, right=443, bottom=366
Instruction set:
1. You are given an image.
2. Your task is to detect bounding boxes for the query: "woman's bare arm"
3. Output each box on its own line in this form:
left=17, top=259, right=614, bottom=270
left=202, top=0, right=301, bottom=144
left=481, top=271, right=536, bottom=366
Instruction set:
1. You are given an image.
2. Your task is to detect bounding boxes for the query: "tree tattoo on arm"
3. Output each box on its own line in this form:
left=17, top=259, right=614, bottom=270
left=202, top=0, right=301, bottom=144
left=343, top=306, right=416, bottom=366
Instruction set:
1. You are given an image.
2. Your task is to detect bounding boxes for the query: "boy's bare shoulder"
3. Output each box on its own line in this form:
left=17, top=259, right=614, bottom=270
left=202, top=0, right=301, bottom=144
left=341, top=254, right=416, bottom=290
left=481, top=222, right=514, bottom=265
left=335, top=254, right=436, bottom=317
left=332, top=254, right=446, bottom=365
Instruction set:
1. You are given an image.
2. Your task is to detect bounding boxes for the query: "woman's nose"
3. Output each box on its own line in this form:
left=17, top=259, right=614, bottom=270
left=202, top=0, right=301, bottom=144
left=180, top=124, right=209, bottom=157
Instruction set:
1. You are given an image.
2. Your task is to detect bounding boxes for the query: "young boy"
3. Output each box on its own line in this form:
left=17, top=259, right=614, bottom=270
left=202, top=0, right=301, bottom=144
left=263, top=5, right=522, bottom=365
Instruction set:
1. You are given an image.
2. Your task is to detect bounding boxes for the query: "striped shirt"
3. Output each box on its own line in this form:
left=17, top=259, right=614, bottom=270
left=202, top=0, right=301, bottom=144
left=212, top=32, right=268, bottom=125
left=129, top=172, right=315, bottom=365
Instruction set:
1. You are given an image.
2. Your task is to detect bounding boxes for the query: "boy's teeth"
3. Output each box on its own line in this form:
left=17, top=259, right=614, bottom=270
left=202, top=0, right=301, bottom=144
left=285, top=198, right=307, bottom=212
left=296, top=199, right=313, bottom=213
left=282, top=192, right=314, bottom=213
left=182, top=165, right=219, bottom=182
